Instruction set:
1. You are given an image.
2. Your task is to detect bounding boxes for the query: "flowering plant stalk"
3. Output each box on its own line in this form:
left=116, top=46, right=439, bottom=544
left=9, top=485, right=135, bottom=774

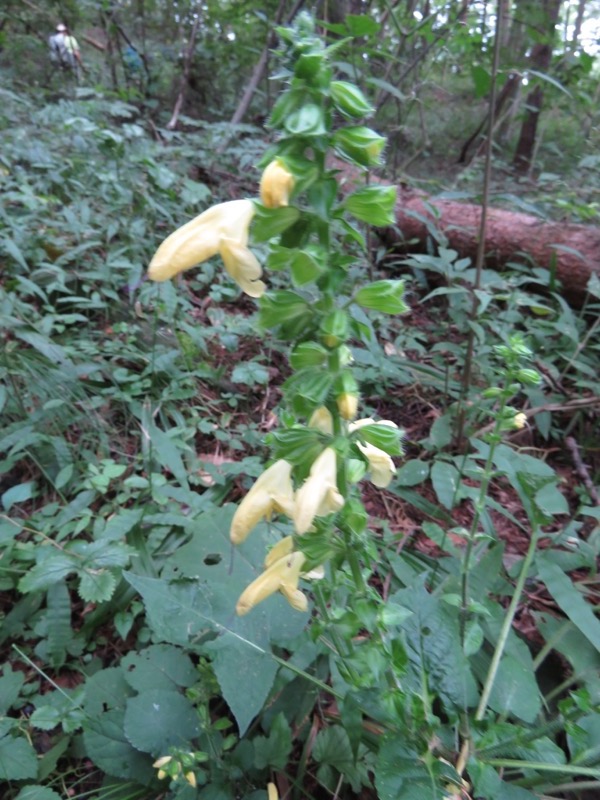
left=148, top=13, right=407, bottom=616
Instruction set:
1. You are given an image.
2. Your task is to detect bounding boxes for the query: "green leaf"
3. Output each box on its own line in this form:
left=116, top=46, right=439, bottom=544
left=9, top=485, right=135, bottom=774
left=231, top=361, right=270, bottom=387
left=376, top=738, right=450, bottom=800
left=392, top=580, right=478, bottom=709
left=124, top=689, right=199, bottom=754
left=471, top=65, right=491, bottom=98
left=18, top=554, right=76, bottom=594
left=0, top=736, right=38, bottom=780
left=251, top=205, right=301, bottom=242
left=345, top=14, right=380, bottom=36
left=15, top=788, right=63, bottom=800
left=0, top=666, right=25, bottom=714
left=345, top=185, right=397, bottom=226
left=355, top=280, right=408, bottom=315
left=431, top=461, right=460, bottom=510
left=46, top=580, right=72, bottom=667
left=537, top=556, right=600, bottom=652
left=486, top=654, right=541, bottom=723
left=351, top=423, right=403, bottom=456
left=121, top=645, right=197, bottom=692
left=78, top=569, right=117, bottom=603
left=83, top=711, right=154, bottom=783
left=2, top=480, right=37, bottom=511
left=396, top=460, right=429, bottom=487
left=125, top=507, right=306, bottom=736
left=253, top=712, right=292, bottom=770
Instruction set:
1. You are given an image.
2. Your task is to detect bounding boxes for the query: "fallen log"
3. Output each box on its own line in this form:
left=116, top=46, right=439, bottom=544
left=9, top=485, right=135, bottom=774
left=337, top=168, right=600, bottom=306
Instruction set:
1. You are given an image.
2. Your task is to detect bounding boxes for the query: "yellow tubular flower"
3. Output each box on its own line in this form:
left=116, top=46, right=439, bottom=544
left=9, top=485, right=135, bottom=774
left=230, top=460, right=295, bottom=545
left=264, top=535, right=295, bottom=568
left=267, top=783, right=279, bottom=800
left=349, top=418, right=398, bottom=488
left=236, top=551, right=307, bottom=615
left=513, top=412, right=527, bottom=429
left=260, top=159, right=295, bottom=208
left=148, top=199, right=266, bottom=297
left=294, top=448, right=344, bottom=535
left=337, top=392, right=359, bottom=421
left=355, top=441, right=396, bottom=488
left=185, top=772, right=197, bottom=788
left=308, top=406, right=333, bottom=434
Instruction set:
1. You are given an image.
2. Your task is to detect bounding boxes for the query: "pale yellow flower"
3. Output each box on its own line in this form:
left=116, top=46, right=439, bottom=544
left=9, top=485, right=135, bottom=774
left=260, top=159, right=295, bottom=208
left=267, top=783, right=279, bottom=800
left=294, top=447, right=344, bottom=535
left=264, top=535, right=295, bottom=567
left=337, top=392, right=358, bottom=421
left=148, top=199, right=266, bottom=297
left=153, top=755, right=172, bottom=780
left=354, top=441, right=396, bottom=487
left=349, top=418, right=398, bottom=488
left=185, top=771, right=197, bottom=788
left=308, top=406, right=333, bottom=434
left=230, top=460, right=295, bottom=545
left=513, top=412, right=527, bottom=429
left=236, top=550, right=307, bottom=615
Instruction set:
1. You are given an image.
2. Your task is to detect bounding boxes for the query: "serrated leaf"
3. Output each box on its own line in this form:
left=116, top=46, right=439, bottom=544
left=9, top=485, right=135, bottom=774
left=83, top=710, right=154, bottom=783
left=487, top=653, right=541, bottom=723
left=125, top=506, right=306, bottom=735
left=18, top=554, right=76, bottom=594
left=46, top=580, right=72, bottom=667
left=124, top=688, right=199, bottom=754
left=1, top=481, right=37, bottom=511
left=0, top=736, right=38, bottom=780
left=231, top=361, right=270, bottom=386
left=121, top=645, right=197, bottom=692
left=78, top=569, right=117, bottom=603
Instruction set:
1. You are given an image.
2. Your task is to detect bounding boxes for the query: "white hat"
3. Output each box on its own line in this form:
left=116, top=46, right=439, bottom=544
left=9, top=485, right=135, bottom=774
left=56, top=23, right=67, bottom=32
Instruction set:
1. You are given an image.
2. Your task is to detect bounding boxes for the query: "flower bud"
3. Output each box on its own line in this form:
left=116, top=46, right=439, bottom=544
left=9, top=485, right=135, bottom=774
left=260, top=159, right=295, bottom=209
left=320, top=309, right=349, bottom=348
left=337, top=392, right=359, bottom=421
left=333, top=126, right=386, bottom=168
left=330, top=81, right=374, bottom=118
left=516, top=368, right=541, bottom=386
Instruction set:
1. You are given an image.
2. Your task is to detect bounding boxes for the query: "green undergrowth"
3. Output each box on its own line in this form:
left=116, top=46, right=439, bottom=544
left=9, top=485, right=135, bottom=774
left=1, top=35, right=600, bottom=800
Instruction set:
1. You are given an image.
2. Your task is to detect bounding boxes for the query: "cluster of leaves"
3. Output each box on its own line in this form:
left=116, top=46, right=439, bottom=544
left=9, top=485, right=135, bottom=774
left=1, top=13, right=600, bottom=800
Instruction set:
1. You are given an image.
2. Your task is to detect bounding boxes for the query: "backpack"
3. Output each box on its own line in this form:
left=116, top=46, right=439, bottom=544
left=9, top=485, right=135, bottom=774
left=48, top=33, right=76, bottom=68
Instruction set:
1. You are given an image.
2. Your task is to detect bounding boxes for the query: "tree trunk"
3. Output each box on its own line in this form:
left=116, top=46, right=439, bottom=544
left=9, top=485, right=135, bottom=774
left=166, top=12, right=201, bottom=131
left=513, top=0, right=563, bottom=173
left=229, top=0, right=305, bottom=127
left=378, top=185, right=599, bottom=305
left=333, top=161, right=599, bottom=305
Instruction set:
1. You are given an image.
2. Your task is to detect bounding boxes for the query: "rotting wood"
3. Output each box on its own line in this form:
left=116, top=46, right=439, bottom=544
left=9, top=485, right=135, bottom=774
left=335, top=164, right=600, bottom=305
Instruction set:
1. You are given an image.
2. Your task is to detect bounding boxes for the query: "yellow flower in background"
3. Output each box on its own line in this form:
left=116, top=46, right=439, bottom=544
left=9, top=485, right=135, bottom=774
left=513, top=412, right=527, bottom=429
left=308, top=406, right=333, bottom=434
left=337, top=392, right=358, bottom=421
left=349, top=418, right=398, bottom=488
left=185, top=772, right=197, bottom=788
left=236, top=550, right=307, bottom=615
left=260, top=159, right=295, bottom=208
left=148, top=199, right=266, bottom=297
left=294, top=447, right=344, bottom=535
left=267, top=783, right=279, bottom=800
left=230, top=460, right=295, bottom=545
left=153, top=755, right=172, bottom=780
